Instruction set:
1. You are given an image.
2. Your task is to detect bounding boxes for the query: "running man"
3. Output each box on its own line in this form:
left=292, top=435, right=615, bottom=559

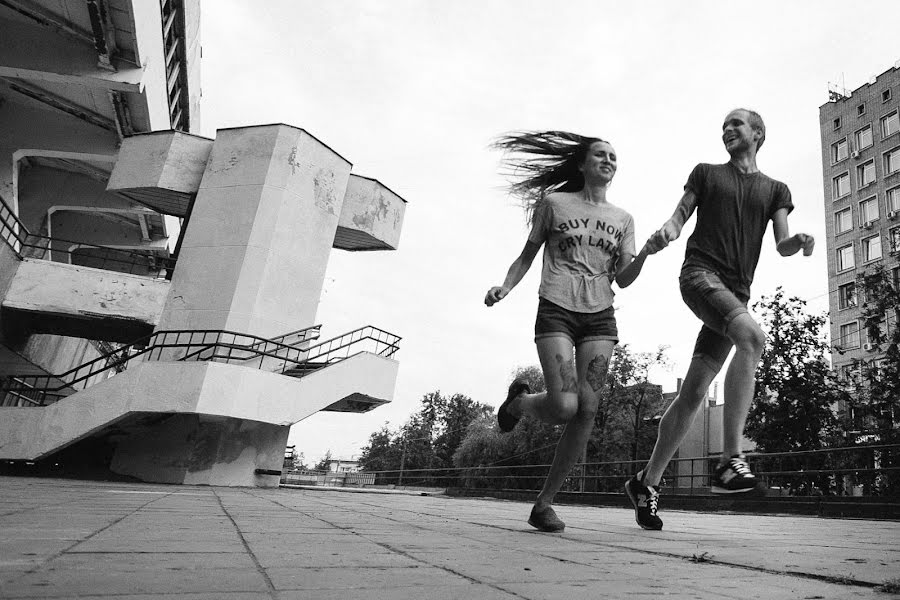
left=625, top=109, right=815, bottom=530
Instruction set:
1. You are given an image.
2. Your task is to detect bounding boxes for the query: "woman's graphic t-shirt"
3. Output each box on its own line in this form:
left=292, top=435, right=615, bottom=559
left=528, top=194, right=636, bottom=313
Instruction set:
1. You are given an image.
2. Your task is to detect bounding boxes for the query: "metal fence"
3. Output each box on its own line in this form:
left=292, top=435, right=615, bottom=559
left=281, top=470, right=376, bottom=487
left=351, top=444, right=900, bottom=498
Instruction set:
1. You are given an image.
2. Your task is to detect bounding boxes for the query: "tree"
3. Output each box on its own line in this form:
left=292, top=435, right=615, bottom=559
left=312, top=449, right=333, bottom=472
left=746, top=288, right=849, bottom=454
left=857, top=265, right=900, bottom=444
left=595, top=345, right=670, bottom=467
left=453, top=366, right=564, bottom=490
left=357, top=391, right=494, bottom=486
left=357, top=425, right=400, bottom=472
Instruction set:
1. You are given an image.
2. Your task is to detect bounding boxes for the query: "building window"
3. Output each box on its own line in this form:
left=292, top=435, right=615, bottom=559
left=856, top=125, right=873, bottom=150
left=839, top=322, right=860, bottom=349
left=840, top=363, right=858, bottom=382
left=837, top=244, right=855, bottom=271
left=862, top=234, right=882, bottom=262
left=833, top=172, right=850, bottom=198
left=882, top=111, right=900, bottom=138
left=838, top=282, right=857, bottom=309
left=890, top=226, right=900, bottom=254
left=888, top=187, right=900, bottom=213
left=858, top=160, right=876, bottom=187
left=857, top=103, right=866, bottom=116
left=834, top=117, right=842, bottom=130
left=885, top=89, right=893, bottom=103
left=884, top=146, right=900, bottom=176
left=835, top=207, right=853, bottom=234
left=892, top=266, right=900, bottom=289
left=859, top=196, right=879, bottom=224
left=865, top=320, right=887, bottom=346
left=832, top=138, right=849, bottom=163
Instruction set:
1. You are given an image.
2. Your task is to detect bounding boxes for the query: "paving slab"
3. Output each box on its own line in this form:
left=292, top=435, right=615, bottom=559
left=1, top=476, right=898, bottom=599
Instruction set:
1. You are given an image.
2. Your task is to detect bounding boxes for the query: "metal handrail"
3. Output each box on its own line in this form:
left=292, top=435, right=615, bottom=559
left=0, top=193, right=173, bottom=278
left=352, top=444, right=900, bottom=498
left=298, top=326, right=401, bottom=364
left=0, top=325, right=401, bottom=407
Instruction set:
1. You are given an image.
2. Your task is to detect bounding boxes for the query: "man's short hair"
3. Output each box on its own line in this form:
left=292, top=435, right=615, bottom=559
left=735, top=108, right=766, bottom=151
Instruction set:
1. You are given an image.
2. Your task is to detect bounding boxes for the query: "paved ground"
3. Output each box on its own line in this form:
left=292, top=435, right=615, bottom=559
left=1, top=477, right=898, bottom=599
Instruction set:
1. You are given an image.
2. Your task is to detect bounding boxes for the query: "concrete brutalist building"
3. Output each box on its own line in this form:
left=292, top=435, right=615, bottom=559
left=818, top=63, right=900, bottom=411
left=0, top=0, right=406, bottom=486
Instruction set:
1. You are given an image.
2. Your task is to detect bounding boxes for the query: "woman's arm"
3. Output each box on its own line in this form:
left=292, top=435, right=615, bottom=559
left=614, top=245, right=649, bottom=288
left=485, top=240, right=541, bottom=306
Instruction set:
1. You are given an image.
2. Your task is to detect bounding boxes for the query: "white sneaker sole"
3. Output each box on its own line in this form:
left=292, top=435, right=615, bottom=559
left=710, top=483, right=761, bottom=495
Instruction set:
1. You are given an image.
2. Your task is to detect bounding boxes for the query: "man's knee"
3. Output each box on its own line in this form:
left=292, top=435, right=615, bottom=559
left=727, top=315, right=766, bottom=354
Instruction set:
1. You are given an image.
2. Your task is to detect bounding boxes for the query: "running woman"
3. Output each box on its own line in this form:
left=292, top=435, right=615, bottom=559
left=485, top=131, right=649, bottom=532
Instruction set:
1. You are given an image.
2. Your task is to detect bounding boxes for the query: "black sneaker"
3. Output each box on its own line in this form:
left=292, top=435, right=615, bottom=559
left=528, top=504, right=565, bottom=532
left=625, top=476, right=663, bottom=530
left=711, top=454, right=760, bottom=494
left=497, top=379, right=530, bottom=432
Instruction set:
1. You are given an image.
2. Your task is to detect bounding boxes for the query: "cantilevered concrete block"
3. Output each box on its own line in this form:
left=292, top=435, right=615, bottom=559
left=107, top=131, right=214, bottom=217
left=334, top=174, right=406, bottom=251
left=157, top=124, right=352, bottom=337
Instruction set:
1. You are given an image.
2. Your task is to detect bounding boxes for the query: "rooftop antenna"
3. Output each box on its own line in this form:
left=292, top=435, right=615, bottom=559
left=828, top=72, right=850, bottom=102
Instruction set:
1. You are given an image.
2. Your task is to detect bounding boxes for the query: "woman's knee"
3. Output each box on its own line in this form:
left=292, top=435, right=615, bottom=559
left=544, top=391, right=579, bottom=423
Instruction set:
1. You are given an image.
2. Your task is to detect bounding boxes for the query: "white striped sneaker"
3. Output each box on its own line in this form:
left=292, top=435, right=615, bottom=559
left=711, top=454, right=760, bottom=494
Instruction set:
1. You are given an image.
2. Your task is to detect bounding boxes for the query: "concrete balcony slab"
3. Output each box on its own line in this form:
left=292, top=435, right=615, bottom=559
left=2, top=258, right=168, bottom=341
left=334, top=174, right=407, bottom=251
left=106, top=130, right=214, bottom=217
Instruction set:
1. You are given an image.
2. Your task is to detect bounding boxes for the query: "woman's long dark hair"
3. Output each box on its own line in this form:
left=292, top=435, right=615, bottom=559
left=492, top=131, right=606, bottom=223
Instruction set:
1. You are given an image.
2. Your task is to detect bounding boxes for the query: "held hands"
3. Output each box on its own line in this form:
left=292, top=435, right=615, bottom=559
left=484, top=286, right=508, bottom=307
left=645, top=221, right=679, bottom=255
left=796, top=233, right=815, bottom=256
left=779, top=233, right=815, bottom=257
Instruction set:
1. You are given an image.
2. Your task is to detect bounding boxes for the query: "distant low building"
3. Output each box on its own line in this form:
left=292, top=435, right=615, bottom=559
left=326, top=458, right=360, bottom=473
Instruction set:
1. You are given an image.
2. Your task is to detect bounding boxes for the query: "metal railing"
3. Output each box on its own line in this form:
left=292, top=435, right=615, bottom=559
left=353, top=444, right=900, bottom=498
left=0, top=325, right=400, bottom=407
left=0, top=194, right=173, bottom=278
left=281, top=470, right=376, bottom=487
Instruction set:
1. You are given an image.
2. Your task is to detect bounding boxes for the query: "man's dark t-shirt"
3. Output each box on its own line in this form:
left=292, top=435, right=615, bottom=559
left=681, top=162, right=794, bottom=299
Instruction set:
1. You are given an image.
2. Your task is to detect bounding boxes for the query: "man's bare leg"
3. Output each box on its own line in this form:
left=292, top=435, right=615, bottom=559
left=720, top=313, right=766, bottom=459
left=641, top=358, right=719, bottom=487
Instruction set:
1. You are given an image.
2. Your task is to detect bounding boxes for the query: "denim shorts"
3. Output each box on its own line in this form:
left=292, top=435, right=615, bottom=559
left=679, top=268, right=749, bottom=368
left=534, top=297, right=619, bottom=345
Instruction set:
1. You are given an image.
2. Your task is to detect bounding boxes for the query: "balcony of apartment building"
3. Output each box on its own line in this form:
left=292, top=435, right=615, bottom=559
left=0, top=0, right=200, bottom=381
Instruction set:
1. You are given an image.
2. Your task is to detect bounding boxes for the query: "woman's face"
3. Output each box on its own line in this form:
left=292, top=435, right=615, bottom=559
left=580, top=141, right=617, bottom=184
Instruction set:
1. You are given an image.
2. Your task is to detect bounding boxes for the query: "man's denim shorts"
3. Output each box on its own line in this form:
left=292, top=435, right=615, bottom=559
left=534, top=297, right=619, bottom=346
left=679, top=268, right=749, bottom=369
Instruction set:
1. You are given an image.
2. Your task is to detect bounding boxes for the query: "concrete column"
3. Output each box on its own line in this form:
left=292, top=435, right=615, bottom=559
left=109, top=414, right=290, bottom=487
left=157, top=124, right=352, bottom=337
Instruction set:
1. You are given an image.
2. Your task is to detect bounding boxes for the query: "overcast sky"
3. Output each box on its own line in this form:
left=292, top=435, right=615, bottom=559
left=198, top=1, right=900, bottom=463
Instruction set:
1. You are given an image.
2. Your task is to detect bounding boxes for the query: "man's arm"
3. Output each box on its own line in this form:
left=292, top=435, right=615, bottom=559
left=772, top=208, right=815, bottom=256
left=645, top=189, right=698, bottom=254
